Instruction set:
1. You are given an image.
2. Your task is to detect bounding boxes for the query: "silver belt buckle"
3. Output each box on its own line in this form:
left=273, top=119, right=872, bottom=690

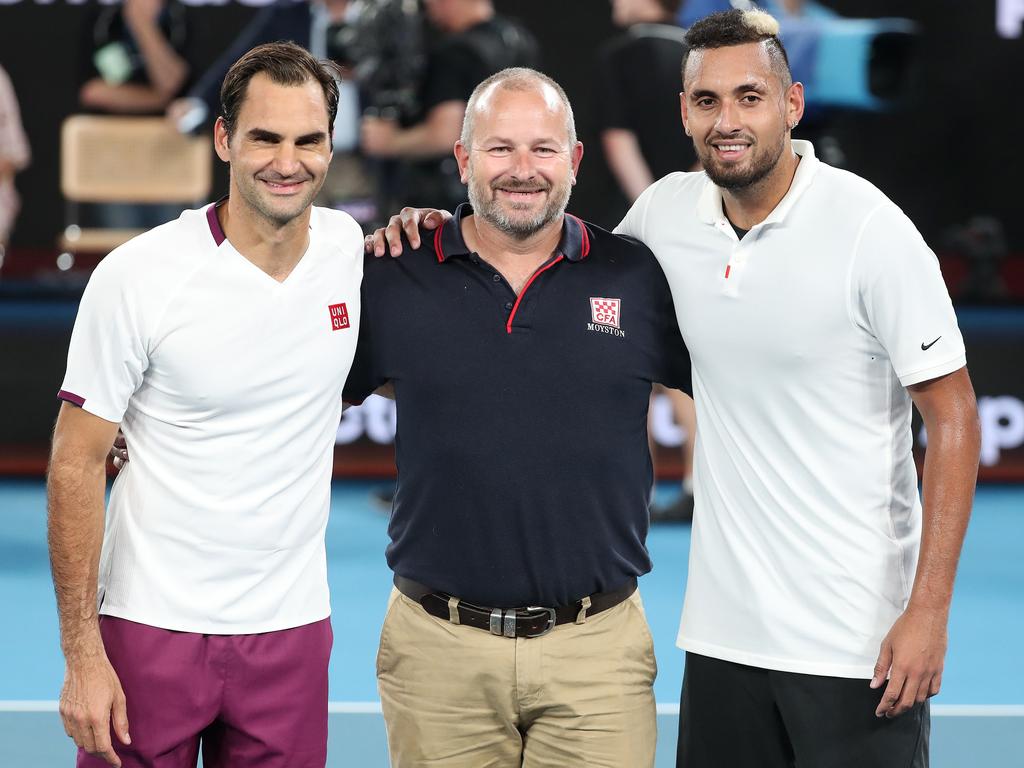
left=489, top=606, right=556, bottom=638
left=523, top=606, right=557, bottom=638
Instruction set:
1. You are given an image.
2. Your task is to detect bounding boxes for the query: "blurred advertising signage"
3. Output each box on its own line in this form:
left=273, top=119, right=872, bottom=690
left=334, top=311, right=1024, bottom=481
left=999, top=0, right=1024, bottom=37
left=337, top=392, right=692, bottom=449
left=919, top=396, right=1024, bottom=470
left=336, top=392, right=1024, bottom=481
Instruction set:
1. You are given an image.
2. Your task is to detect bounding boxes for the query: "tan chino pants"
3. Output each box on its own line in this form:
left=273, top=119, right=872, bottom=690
left=377, top=587, right=658, bottom=767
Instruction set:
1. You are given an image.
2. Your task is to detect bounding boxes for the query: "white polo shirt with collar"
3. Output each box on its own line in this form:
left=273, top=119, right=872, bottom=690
left=616, top=140, right=966, bottom=678
left=60, top=203, right=364, bottom=635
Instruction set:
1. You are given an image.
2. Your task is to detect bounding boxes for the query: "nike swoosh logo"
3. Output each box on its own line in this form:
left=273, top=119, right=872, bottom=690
left=921, top=336, right=941, bottom=350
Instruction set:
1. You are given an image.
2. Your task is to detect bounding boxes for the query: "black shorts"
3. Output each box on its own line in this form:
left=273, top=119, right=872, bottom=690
left=677, top=653, right=929, bottom=768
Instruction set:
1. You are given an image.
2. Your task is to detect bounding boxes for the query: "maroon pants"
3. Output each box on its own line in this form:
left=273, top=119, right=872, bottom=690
left=77, top=616, right=333, bottom=768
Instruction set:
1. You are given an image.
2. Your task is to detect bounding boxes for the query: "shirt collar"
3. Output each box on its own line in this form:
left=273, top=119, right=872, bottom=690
left=205, top=195, right=314, bottom=249
left=434, top=203, right=591, bottom=263
left=206, top=197, right=228, bottom=246
left=696, top=139, right=820, bottom=228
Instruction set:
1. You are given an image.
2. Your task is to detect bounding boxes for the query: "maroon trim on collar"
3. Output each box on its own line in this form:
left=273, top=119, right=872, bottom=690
left=433, top=220, right=446, bottom=263
left=560, top=214, right=590, bottom=261
left=57, top=389, right=85, bottom=408
left=570, top=215, right=590, bottom=259
left=505, top=255, right=565, bottom=334
left=436, top=203, right=474, bottom=262
left=206, top=201, right=227, bottom=246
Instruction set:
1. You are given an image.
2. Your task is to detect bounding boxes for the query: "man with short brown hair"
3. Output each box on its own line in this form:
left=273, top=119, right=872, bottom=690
left=49, top=42, right=363, bottom=767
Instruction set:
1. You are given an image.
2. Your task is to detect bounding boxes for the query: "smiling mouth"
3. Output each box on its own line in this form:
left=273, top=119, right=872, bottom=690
left=495, top=188, right=546, bottom=201
left=259, top=178, right=308, bottom=194
left=711, top=143, right=751, bottom=159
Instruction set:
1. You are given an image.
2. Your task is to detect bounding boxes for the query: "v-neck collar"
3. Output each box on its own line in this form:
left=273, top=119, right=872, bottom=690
left=205, top=198, right=315, bottom=287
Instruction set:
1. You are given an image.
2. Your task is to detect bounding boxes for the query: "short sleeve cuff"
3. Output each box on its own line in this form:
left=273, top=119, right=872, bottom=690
left=56, top=389, right=125, bottom=424
left=897, top=354, right=967, bottom=387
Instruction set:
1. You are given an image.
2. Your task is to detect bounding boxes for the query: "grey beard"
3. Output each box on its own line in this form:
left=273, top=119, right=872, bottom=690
left=468, top=180, right=572, bottom=241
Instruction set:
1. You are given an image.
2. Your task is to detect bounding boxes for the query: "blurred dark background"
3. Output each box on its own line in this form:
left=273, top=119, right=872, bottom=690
left=1, top=0, right=1022, bottom=478
left=1, top=1, right=1022, bottom=252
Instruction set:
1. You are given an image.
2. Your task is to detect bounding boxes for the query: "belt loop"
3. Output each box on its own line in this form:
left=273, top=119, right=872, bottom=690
left=576, top=595, right=592, bottom=624
left=447, top=596, right=460, bottom=624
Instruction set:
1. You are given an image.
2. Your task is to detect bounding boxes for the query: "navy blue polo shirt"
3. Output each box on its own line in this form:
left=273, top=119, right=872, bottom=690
left=344, top=204, right=690, bottom=608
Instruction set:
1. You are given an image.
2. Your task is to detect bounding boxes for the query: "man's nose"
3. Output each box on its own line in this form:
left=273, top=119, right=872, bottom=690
left=715, top=100, right=742, bottom=134
left=508, top=146, right=536, bottom=178
left=271, top=143, right=301, bottom=175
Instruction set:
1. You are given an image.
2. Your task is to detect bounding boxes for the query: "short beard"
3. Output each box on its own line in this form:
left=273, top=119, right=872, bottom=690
left=700, top=132, right=787, bottom=192
left=467, top=171, right=572, bottom=240
left=237, top=173, right=319, bottom=228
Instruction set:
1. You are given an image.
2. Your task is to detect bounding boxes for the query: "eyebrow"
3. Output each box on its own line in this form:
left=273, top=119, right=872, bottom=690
left=689, top=82, right=769, bottom=100
left=477, top=136, right=563, bottom=147
left=246, top=128, right=327, bottom=143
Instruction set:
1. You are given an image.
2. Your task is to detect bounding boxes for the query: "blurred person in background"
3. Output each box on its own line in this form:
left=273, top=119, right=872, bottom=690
left=79, top=0, right=190, bottom=116
left=599, top=0, right=697, bottom=202
left=0, top=62, right=30, bottom=262
left=77, top=0, right=193, bottom=229
left=49, top=43, right=364, bottom=768
left=360, top=0, right=539, bottom=509
left=360, top=0, right=538, bottom=214
left=597, top=0, right=700, bottom=523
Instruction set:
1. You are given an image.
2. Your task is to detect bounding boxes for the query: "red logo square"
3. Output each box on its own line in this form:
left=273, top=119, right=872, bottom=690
left=328, top=302, right=350, bottom=331
left=590, top=297, right=621, bottom=328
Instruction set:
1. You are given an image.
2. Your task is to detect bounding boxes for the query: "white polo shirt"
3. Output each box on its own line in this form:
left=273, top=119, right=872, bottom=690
left=617, top=141, right=966, bottom=678
left=60, top=203, right=364, bottom=634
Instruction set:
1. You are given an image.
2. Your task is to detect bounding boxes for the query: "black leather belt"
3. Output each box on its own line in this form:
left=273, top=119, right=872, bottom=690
left=393, top=575, right=637, bottom=639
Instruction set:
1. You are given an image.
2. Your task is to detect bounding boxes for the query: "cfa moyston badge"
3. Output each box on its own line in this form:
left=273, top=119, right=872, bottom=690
left=588, top=297, right=625, bottom=338
left=590, top=297, right=621, bottom=328
left=328, top=302, right=350, bottom=331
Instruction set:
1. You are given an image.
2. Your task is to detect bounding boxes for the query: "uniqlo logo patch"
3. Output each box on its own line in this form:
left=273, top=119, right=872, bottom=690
left=328, top=302, right=350, bottom=331
left=590, top=297, right=621, bottom=328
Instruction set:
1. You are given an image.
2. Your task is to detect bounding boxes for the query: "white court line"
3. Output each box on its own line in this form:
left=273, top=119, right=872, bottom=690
left=654, top=704, right=1024, bottom=717
left=0, top=701, right=59, bottom=712
left=327, top=702, right=383, bottom=714
left=929, top=705, right=1024, bottom=717
left=3, top=701, right=1024, bottom=717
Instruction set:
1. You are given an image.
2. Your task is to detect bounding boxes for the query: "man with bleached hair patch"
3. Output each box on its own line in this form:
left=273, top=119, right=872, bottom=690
left=614, top=8, right=979, bottom=767
left=345, top=67, right=691, bottom=767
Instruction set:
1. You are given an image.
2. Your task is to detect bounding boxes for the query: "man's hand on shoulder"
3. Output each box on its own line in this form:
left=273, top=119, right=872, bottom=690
left=364, top=208, right=452, bottom=258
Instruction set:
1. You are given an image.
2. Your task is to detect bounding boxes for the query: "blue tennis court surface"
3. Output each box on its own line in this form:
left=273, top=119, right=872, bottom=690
left=2, top=480, right=1021, bottom=766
